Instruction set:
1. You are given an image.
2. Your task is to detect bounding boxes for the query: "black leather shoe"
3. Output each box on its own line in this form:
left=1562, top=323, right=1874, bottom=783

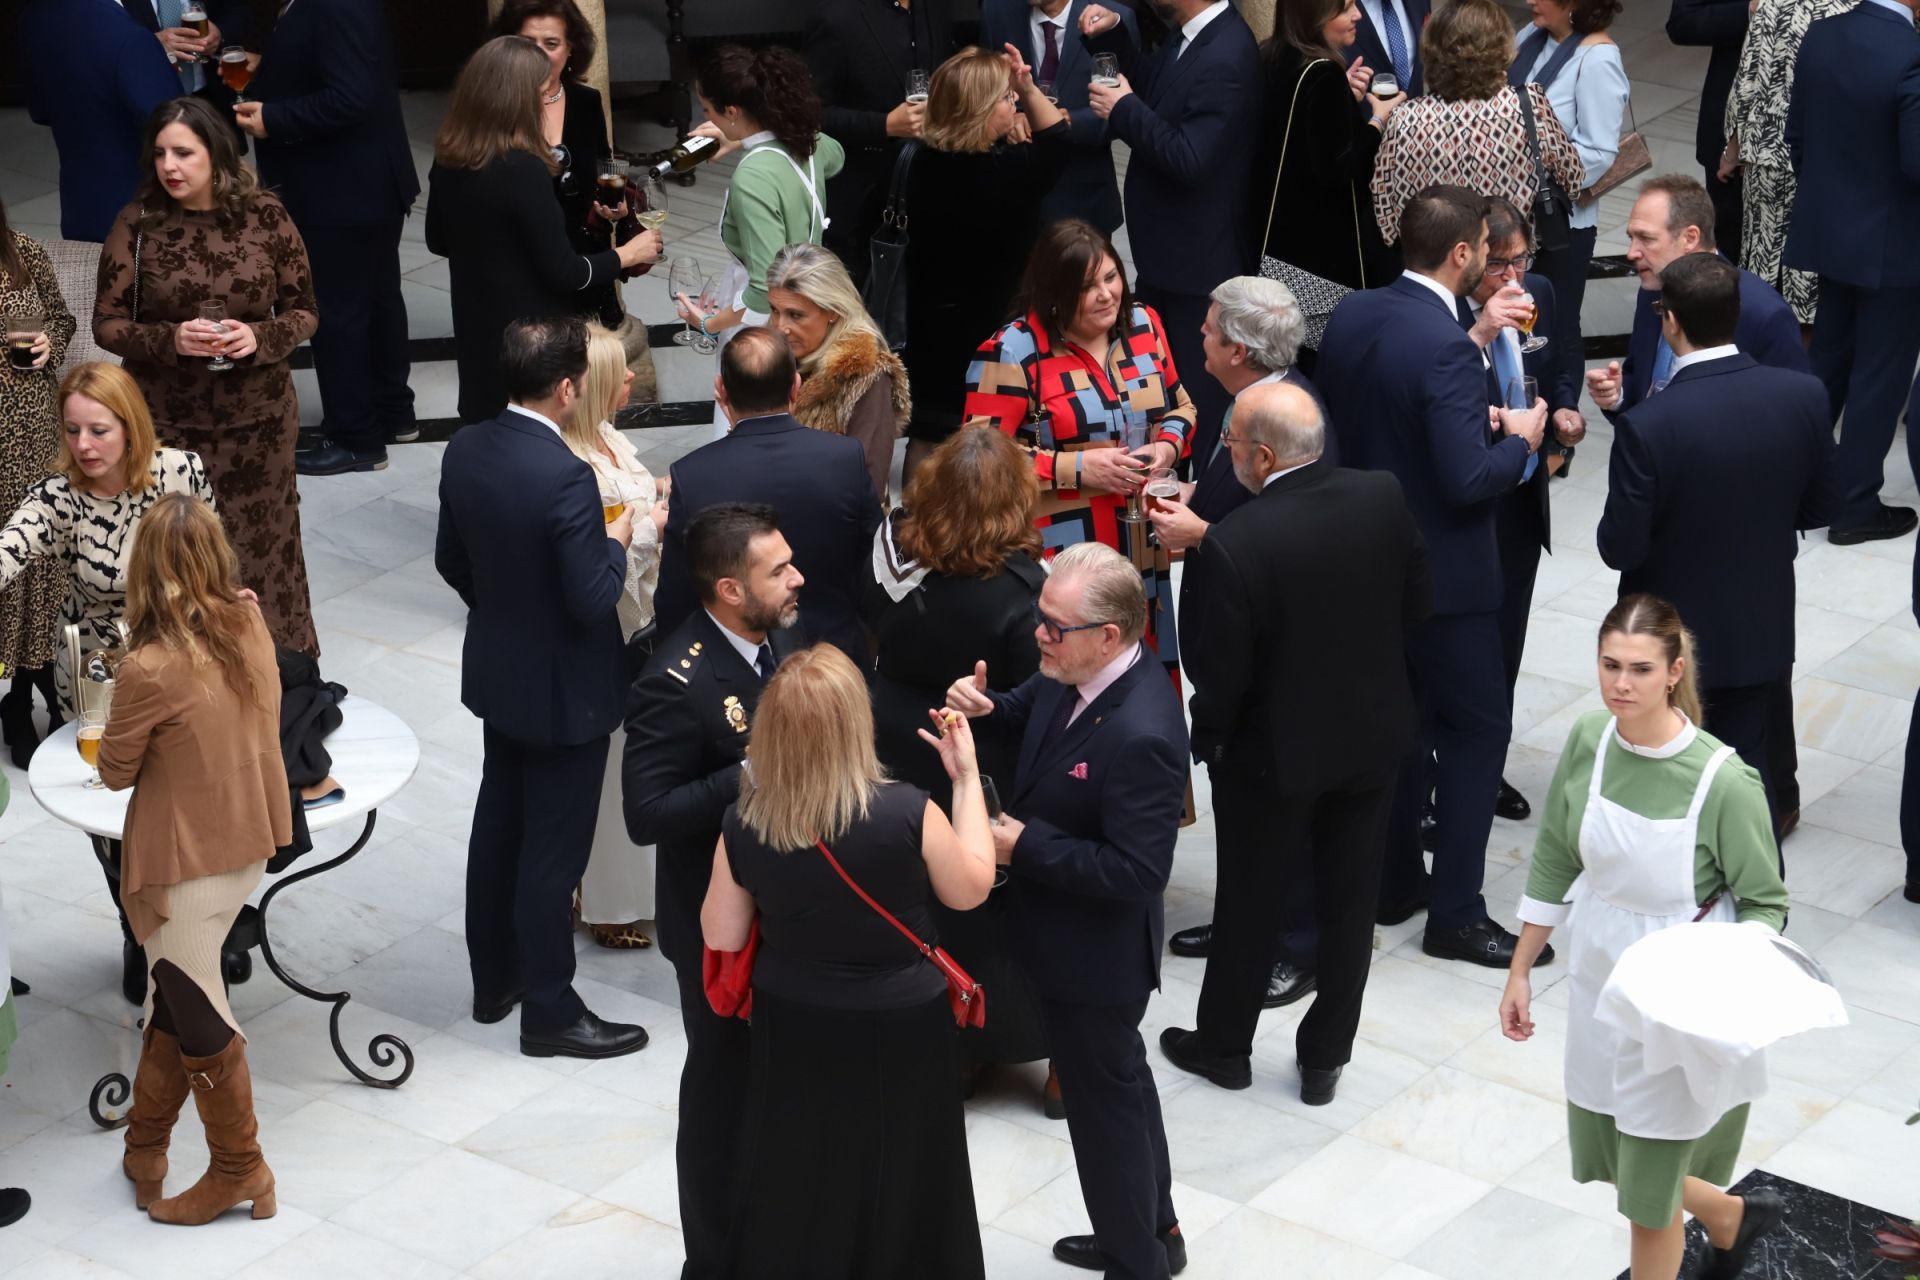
left=1169, top=924, right=1212, bottom=958
left=1829, top=503, right=1918, bottom=545
left=1052, top=1225, right=1187, bottom=1275
left=1423, top=918, right=1554, bottom=970
left=387, top=423, right=421, bottom=444
left=1495, top=778, right=1531, bottom=821
left=8, top=976, right=27, bottom=997
left=222, top=946, right=252, bottom=986
left=1698, top=1188, right=1785, bottom=1280
left=472, top=990, right=523, bottom=1025
left=0, top=1187, right=29, bottom=1229
left=1376, top=896, right=1428, bottom=926
left=1263, top=961, right=1316, bottom=1009
left=122, top=940, right=147, bottom=1006
left=296, top=440, right=389, bottom=476
left=1159, top=1027, right=1252, bottom=1090
left=1299, top=1063, right=1343, bottom=1106
left=1906, top=880, right=1920, bottom=905
left=520, top=1012, right=649, bottom=1059
left=1777, top=807, right=1800, bottom=841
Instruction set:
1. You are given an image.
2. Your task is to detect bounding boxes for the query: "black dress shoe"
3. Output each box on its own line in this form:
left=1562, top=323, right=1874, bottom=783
left=1423, top=918, right=1554, bottom=970
left=296, top=439, right=389, bottom=476
left=1052, top=1224, right=1187, bottom=1275
left=122, top=940, right=147, bottom=1006
left=1698, top=1188, right=1785, bottom=1280
left=1906, top=880, right=1920, bottom=905
left=1376, top=896, right=1429, bottom=927
left=520, top=1011, right=649, bottom=1059
left=1159, top=1027, right=1252, bottom=1090
left=0, top=1187, right=28, bottom=1229
left=1495, top=778, right=1531, bottom=821
left=1829, top=503, right=1918, bottom=545
left=8, top=976, right=27, bottom=997
left=1263, top=961, right=1316, bottom=1009
left=1777, top=806, right=1800, bottom=841
left=1169, top=924, right=1212, bottom=958
left=1299, top=1062, right=1343, bottom=1106
left=387, top=423, right=421, bottom=444
left=472, top=990, right=524, bottom=1025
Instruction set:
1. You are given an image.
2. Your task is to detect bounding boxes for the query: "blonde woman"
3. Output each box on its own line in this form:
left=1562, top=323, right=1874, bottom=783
left=702, top=643, right=994, bottom=1279
left=103, top=495, right=290, bottom=1226
left=766, top=243, right=908, bottom=503
left=565, top=325, right=667, bottom=948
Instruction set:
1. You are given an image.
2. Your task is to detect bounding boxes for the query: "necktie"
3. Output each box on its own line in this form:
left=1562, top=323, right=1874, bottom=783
left=1380, top=0, right=1413, bottom=90
left=1491, top=333, right=1537, bottom=482
left=1037, top=684, right=1078, bottom=753
left=1649, top=335, right=1677, bottom=397
left=754, top=643, right=775, bottom=680
left=1038, top=20, right=1061, bottom=86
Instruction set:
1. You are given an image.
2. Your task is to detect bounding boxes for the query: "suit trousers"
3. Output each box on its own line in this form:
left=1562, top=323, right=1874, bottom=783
left=671, top=959, right=751, bottom=1280
left=1043, top=996, right=1176, bottom=1280
left=466, top=723, right=606, bottom=1034
left=1702, top=680, right=1784, bottom=844
left=1901, top=689, right=1920, bottom=885
left=1810, top=278, right=1920, bottom=528
left=1767, top=679, right=1800, bottom=814
left=1494, top=504, right=1545, bottom=705
left=1382, top=612, right=1510, bottom=929
left=1705, top=166, right=1744, bottom=268
left=1196, top=763, right=1392, bottom=1067
left=1134, top=284, right=1229, bottom=477
left=299, top=215, right=416, bottom=452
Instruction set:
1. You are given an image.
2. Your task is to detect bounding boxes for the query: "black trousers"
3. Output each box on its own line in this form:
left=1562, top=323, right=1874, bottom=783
left=299, top=216, right=416, bottom=452
left=1043, top=996, right=1175, bottom=1280
left=1531, top=224, right=1599, bottom=401
left=1494, top=500, right=1544, bottom=707
left=1705, top=164, right=1743, bottom=268
left=1768, top=675, right=1800, bottom=814
left=1704, top=678, right=1794, bottom=860
left=1134, top=284, right=1229, bottom=477
left=1811, top=278, right=1920, bottom=528
left=1197, top=764, right=1392, bottom=1068
left=1901, top=689, right=1920, bottom=886
left=1382, top=611, right=1511, bottom=929
left=671, top=958, right=751, bottom=1280
left=466, top=723, right=607, bottom=1034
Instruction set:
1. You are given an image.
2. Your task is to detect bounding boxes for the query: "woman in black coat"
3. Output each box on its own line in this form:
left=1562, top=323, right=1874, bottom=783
left=426, top=37, right=659, bottom=424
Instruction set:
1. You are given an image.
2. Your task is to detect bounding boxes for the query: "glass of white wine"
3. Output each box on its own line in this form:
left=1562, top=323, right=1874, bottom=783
left=636, top=174, right=669, bottom=235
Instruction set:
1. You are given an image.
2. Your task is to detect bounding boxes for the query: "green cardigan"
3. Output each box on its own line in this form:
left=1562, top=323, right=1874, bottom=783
left=719, top=133, right=845, bottom=319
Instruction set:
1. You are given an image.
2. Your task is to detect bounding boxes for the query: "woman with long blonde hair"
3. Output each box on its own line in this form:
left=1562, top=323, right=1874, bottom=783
left=102, top=495, right=290, bottom=1228
left=702, top=643, right=993, bottom=1278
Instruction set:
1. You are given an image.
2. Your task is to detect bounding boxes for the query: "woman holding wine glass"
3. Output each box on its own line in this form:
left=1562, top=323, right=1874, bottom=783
left=93, top=95, right=321, bottom=658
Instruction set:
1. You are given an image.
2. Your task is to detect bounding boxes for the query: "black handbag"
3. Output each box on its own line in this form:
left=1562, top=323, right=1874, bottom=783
left=861, top=142, right=917, bottom=352
left=1513, top=86, right=1571, bottom=254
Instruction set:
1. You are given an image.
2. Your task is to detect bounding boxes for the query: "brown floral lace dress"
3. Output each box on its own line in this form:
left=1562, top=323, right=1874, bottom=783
left=92, top=194, right=320, bottom=655
left=0, top=232, right=76, bottom=672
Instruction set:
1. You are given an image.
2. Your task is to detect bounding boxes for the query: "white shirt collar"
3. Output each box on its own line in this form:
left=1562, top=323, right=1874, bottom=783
left=505, top=404, right=565, bottom=437
left=1178, top=0, right=1231, bottom=52
left=740, top=129, right=778, bottom=150
left=1031, top=1, right=1072, bottom=58
left=1071, top=643, right=1141, bottom=719
left=1611, top=712, right=1698, bottom=759
left=1402, top=269, right=1463, bottom=314
left=1670, top=343, right=1740, bottom=374
left=1865, top=0, right=1914, bottom=19
left=1262, top=461, right=1314, bottom=488
left=1234, top=370, right=1289, bottom=397
left=704, top=610, right=767, bottom=669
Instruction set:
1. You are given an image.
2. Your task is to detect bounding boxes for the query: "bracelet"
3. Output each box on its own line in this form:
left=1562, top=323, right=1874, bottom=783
left=699, top=312, right=717, bottom=336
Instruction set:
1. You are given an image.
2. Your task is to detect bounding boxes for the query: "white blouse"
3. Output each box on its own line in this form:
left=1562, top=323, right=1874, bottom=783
left=575, top=421, right=661, bottom=641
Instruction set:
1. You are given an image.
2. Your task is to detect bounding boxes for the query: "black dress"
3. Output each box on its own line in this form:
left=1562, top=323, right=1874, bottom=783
left=550, top=81, right=625, bottom=330
left=425, top=149, right=621, bottom=424
left=862, top=513, right=1049, bottom=1066
left=721, top=782, right=985, bottom=1280
left=902, top=122, right=1071, bottom=440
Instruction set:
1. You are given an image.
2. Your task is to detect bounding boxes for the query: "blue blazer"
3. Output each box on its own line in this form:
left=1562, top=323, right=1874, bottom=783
left=1598, top=354, right=1834, bottom=689
left=980, top=0, right=1136, bottom=234
left=435, top=408, right=627, bottom=748
left=1319, top=275, right=1530, bottom=616
left=1088, top=6, right=1260, bottom=293
left=1785, top=3, right=1920, bottom=289
left=653, top=414, right=882, bottom=666
left=250, top=0, right=420, bottom=228
left=990, top=647, right=1189, bottom=1005
left=1618, top=266, right=1808, bottom=412
left=1347, top=0, right=1431, bottom=96
left=19, top=0, right=180, bottom=244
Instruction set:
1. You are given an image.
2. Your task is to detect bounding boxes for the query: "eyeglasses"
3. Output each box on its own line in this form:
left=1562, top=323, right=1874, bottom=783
left=1484, top=254, right=1533, bottom=276
left=1001, top=90, right=1020, bottom=105
left=1649, top=298, right=1668, bottom=317
left=1033, top=601, right=1108, bottom=644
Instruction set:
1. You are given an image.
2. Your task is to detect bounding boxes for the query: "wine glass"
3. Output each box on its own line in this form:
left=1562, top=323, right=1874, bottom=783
left=1516, top=290, right=1547, bottom=354
left=635, top=173, right=669, bottom=235
left=77, top=702, right=110, bottom=790
left=693, top=274, right=723, bottom=355
left=1120, top=418, right=1150, bottom=523
left=668, top=256, right=703, bottom=347
left=200, top=301, right=234, bottom=372
left=219, top=46, right=254, bottom=103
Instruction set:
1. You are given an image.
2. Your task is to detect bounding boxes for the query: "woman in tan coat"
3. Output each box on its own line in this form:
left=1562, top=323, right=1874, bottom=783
left=100, top=494, right=290, bottom=1226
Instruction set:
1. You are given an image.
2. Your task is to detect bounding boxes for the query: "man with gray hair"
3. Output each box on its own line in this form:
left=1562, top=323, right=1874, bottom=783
left=1163, top=381, right=1431, bottom=1106
left=946, top=540, right=1192, bottom=1279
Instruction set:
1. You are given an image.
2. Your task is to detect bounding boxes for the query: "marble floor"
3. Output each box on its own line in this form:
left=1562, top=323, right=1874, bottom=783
left=4, top=9, right=1920, bottom=1277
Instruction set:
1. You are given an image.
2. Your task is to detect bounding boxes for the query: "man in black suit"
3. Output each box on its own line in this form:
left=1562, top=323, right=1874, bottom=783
left=237, top=0, right=420, bottom=475
left=1668, top=0, right=1749, bottom=263
left=946, top=542, right=1190, bottom=1280
left=653, top=328, right=881, bottom=666
left=1162, top=380, right=1429, bottom=1104
left=1316, top=185, right=1549, bottom=969
left=1598, top=253, right=1834, bottom=832
left=1350, top=0, right=1431, bottom=96
left=624, top=503, right=804, bottom=1280
left=805, top=0, right=958, bottom=285
left=435, top=315, right=649, bottom=1061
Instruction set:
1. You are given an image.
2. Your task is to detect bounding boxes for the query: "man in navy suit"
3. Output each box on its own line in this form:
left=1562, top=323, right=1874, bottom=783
left=1317, top=185, right=1550, bottom=970
left=1350, top=0, right=1430, bottom=96
left=1080, top=0, right=1261, bottom=471
left=653, top=328, right=881, bottom=667
left=1598, top=253, right=1834, bottom=831
left=946, top=542, right=1190, bottom=1280
left=435, top=315, right=649, bottom=1061
left=980, top=0, right=1137, bottom=233
left=19, top=0, right=180, bottom=243
left=1784, top=0, right=1920, bottom=545
left=238, top=0, right=420, bottom=476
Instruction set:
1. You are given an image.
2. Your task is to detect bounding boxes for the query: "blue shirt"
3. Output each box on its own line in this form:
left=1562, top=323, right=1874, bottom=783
left=1519, top=36, right=1629, bottom=229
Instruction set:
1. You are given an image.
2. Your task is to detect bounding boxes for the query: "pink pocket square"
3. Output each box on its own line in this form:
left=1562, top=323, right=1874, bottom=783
left=1068, top=762, right=1089, bottom=779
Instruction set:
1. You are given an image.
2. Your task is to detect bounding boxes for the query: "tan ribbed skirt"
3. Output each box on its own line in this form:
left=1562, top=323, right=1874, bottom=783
left=141, top=862, right=266, bottom=1038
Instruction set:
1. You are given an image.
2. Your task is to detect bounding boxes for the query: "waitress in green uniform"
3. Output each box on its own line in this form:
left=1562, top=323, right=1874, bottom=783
left=1499, top=594, right=1790, bottom=1280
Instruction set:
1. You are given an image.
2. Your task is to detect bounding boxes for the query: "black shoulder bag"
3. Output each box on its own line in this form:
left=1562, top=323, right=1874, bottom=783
left=1513, top=87, right=1571, bottom=253
left=861, top=141, right=917, bottom=352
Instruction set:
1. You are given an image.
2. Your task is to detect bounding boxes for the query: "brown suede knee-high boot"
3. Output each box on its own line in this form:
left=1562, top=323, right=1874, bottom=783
left=122, top=1025, right=189, bottom=1209
left=146, top=1038, right=275, bottom=1225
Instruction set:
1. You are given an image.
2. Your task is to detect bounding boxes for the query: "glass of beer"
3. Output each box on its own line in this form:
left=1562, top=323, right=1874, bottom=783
left=603, top=501, right=627, bottom=524
left=219, top=46, right=254, bottom=102
left=906, top=69, right=931, bottom=104
left=1516, top=290, right=1547, bottom=353
left=4, top=311, right=43, bottom=372
left=180, top=1, right=211, bottom=60
left=1370, top=72, right=1399, bottom=100
left=77, top=707, right=108, bottom=790
left=1092, top=54, right=1121, bottom=88
left=199, top=301, right=234, bottom=372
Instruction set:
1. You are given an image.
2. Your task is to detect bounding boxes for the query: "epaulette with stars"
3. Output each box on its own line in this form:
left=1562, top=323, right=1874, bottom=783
left=664, top=639, right=704, bottom=685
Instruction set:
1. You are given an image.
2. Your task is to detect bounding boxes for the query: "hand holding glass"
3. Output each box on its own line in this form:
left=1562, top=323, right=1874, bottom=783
left=906, top=69, right=931, bottom=104
left=1092, top=53, right=1120, bottom=87
left=5, top=311, right=44, bottom=371
left=199, top=301, right=234, bottom=372
left=1516, top=291, right=1547, bottom=353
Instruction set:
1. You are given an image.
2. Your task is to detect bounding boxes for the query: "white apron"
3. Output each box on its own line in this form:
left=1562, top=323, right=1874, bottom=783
left=1562, top=720, right=1768, bottom=1140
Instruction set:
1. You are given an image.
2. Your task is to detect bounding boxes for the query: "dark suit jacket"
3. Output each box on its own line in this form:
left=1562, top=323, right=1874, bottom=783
left=622, top=611, right=802, bottom=968
left=1319, top=275, right=1530, bottom=615
left=1667, top=0, right=1749, bottom=168
left=1347, top=0, right=1431, bottom=97
left=1598, top=354, right=1834, bottom=690
left=654, top=413, right=882, bottom=665
left=990, top=646, right=1188, bottom=1005
left=1087, top=5, right=1260, bottom=294
left=114, top=0, right=246, bottom=39
left=1477, top=272, right=1572, bottom=553
left=980, top=0, right=1136, bottom=233
left=1189, top=460, right=1430, bottom=789
left=1619, top=266, right=1808, bottom=412
left=19, top=0, right=181, bottom=243
left=435, top=407, right=626, bottom=748
left=250, top=0, right=419, bottom=227
left=1785, top=4, right=1920, bottom=289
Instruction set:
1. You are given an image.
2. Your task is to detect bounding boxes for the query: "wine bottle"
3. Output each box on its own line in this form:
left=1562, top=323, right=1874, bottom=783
left=650, top=135, right=720, bottom=177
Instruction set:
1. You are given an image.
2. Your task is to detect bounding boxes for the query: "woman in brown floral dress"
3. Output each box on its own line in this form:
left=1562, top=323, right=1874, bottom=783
left=0, top=195, right=77, bottom=763
left=93, top=96, right=319, bottom=656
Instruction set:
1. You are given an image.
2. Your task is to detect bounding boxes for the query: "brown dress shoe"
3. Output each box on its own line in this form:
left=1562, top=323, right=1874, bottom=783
left=147, top=1038, right=275, bottom=1225
left=122, top=1025, right=189, bottom=1209
left=1044, top=1063, right=1067, bottom=1120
